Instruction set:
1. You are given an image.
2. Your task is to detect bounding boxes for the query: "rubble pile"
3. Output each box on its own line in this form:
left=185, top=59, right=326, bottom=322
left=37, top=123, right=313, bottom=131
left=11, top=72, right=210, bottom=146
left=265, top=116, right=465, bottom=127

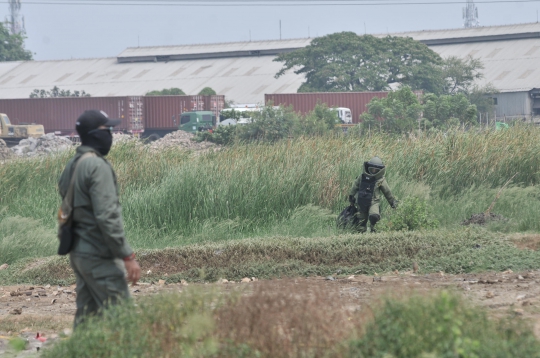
left=0, top=139, right=12, bottom=160
left=113, top=133, right=139, bottom=145
left=11, top=133, right=73, bottom=157
left=148, top=130, right=220, bottom=153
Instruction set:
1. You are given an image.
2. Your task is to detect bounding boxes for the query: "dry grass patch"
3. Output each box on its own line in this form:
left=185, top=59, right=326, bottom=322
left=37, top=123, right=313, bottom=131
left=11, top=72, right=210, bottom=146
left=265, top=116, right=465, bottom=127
left=215, top=280, right=361, bottom=357
left=512, top=234, right=540, bottom=251
left=0, top=315, right=72, bottom=334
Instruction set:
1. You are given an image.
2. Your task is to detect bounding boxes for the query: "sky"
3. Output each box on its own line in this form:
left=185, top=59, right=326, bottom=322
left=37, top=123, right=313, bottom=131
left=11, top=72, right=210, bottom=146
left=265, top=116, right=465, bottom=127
left=4, top=0, right=540, bottom=61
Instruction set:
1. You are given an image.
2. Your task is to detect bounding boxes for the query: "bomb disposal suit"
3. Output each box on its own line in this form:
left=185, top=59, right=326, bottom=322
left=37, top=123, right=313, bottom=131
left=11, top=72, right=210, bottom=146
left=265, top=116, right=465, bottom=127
left=348, top=157, right=397, bottom=232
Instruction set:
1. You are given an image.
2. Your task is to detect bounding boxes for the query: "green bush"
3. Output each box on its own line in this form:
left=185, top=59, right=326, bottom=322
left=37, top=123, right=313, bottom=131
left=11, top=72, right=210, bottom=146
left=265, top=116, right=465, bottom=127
left=379, top=197, right=439, bottom=231
left=297, top=102, right=341, bottom=136
left=194, top=125, right=237, bottom=145
left=236, top=105, right=298, bottom=142
left=348, top=290, right=540, bottom=358
left=43, top=289, right=220, bottom=358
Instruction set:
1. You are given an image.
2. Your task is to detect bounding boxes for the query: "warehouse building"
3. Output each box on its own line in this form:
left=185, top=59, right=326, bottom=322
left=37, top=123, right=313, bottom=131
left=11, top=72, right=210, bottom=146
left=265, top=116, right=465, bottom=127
left=0, top=22, right=539, bottom=118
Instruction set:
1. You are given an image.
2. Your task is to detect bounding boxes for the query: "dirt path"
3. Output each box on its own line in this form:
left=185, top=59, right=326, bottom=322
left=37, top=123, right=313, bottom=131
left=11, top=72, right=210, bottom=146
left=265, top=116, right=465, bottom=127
left=2, top=270, right=540, bottom=356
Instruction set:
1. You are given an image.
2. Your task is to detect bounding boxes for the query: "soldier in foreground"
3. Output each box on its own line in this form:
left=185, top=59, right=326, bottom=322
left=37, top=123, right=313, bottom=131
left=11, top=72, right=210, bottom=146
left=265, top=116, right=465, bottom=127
left=348, top=156, right=397, bottom=233
left=58, top=110, right=141, bottom=328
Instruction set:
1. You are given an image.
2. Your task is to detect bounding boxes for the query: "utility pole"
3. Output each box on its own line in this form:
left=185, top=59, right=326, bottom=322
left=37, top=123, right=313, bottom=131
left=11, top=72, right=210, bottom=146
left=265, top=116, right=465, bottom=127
left=279, top=20, right=282, bottom=40
left=6, top=0, right=25, bottom=35
left=463, top=0, right=479, bottom=28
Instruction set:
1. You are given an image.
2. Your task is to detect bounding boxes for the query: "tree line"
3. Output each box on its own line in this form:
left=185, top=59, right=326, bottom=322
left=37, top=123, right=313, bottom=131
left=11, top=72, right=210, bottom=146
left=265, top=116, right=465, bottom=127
left=275, top=32, right=498, bottom=132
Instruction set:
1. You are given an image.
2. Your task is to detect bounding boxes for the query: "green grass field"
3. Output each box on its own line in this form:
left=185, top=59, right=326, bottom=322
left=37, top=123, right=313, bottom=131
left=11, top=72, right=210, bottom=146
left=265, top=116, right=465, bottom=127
left=1, top=126, right=540, bottom=269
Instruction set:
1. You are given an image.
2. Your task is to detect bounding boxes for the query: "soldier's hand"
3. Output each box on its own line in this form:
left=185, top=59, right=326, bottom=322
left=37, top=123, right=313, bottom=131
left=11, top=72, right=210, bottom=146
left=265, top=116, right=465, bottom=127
left=348, top=195, right=356, bottom=205
left=124, top=259, right=141, bottom=285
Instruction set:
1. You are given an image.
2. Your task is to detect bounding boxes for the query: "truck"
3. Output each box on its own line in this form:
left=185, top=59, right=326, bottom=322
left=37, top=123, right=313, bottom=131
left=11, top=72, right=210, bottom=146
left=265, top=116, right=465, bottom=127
left=178, top=111, right=217, bottom=133
left=332, top=107, right=353, bottom=124
left=0, top=113, right=45, bottom=147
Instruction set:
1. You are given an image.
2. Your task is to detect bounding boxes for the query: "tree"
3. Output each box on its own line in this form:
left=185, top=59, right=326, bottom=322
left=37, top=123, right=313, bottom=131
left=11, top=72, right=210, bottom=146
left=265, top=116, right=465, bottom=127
left=360, top=87, right=478, bottom=133
left=0, top=22, right=32, bottom=61
left=422, top=93, right=478, bottom=129
left=146, top=88, right=185, bottom=96
left=361, top=87, right=423, bottom=134
left=442, top=56, right=484, bottom=94
left=274, top=32, right=443, bottom=93
left=198, top=87, right=217, bottom=96
left=296, top=102, right=341, bottom=136
left=467, top=84, right=498, bottom=115
left=29, top=86, right=90, bottom=98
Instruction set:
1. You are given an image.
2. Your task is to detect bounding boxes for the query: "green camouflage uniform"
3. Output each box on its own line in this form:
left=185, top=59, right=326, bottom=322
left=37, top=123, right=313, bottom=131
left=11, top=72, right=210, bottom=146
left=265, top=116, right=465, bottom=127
left=348, top=157, right=396, bottom=232
left=58, top=145, right=133, bottom=327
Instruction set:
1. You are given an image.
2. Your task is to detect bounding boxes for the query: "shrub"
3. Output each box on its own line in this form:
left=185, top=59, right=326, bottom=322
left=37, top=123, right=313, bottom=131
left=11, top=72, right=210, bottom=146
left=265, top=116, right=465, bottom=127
left=194, top=125, right=237, bottom=145
left=379, top=197, right=439, bottom=231
left=296, top=102, right=341, bottom=136
left=43, top=289, right=220, bottom=358
left=348, top=290, right=540, bottom=358
left=236, top=105, right=298, bottom=142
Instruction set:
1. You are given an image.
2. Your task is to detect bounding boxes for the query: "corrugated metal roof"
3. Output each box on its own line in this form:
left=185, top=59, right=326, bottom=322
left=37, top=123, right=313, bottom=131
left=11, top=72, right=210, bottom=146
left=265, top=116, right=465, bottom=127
left=386, top=22, right=540, bottom=42
left=1, top=23, right=540, bottom=103
left=118, top=38, right=313, bottom=58
left=429, top=37, right=540, bottom=92
left=0, top=56, right=303, bottom=103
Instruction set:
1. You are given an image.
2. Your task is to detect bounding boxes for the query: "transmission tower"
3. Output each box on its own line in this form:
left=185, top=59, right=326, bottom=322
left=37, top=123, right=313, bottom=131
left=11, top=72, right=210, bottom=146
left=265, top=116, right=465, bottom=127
left=463, top=0, right=479, bottom=28
left=6, top=0, right=25, bottom=35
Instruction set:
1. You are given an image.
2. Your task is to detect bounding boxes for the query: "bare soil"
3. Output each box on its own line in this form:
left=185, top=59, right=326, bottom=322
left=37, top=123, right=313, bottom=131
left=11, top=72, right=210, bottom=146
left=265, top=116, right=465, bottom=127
left=2, top=270, right=540, bottom=356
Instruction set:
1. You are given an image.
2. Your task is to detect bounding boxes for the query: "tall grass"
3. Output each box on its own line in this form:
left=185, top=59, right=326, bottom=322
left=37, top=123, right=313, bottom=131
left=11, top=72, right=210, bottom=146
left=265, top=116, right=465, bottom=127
left=2, top=126, right=540, bottom=263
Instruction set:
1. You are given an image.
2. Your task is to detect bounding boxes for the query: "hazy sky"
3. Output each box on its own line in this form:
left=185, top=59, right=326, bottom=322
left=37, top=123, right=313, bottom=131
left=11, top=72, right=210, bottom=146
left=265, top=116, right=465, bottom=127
left=5, top=0, right=540, bottom=61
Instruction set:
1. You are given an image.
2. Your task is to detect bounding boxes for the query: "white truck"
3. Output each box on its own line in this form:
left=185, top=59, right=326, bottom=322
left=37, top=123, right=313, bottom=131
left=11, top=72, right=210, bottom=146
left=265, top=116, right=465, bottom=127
left=333, top=107, right=353, bottom=124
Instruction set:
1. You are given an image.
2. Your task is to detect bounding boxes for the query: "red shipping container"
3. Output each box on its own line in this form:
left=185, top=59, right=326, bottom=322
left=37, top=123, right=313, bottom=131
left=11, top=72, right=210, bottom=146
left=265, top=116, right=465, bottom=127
left=144, top=95, right=225, bottom=136
left=265, top=92, right=390, bottom=124
left=144, top=95, right=224, bottom=129
left=0, top=97, right=144, bottom=135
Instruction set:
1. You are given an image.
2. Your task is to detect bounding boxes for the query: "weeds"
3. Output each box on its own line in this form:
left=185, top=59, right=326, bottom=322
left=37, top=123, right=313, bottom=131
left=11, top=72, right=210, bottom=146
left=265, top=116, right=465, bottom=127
left=42, top=285, right=540, bottom=358
left=349, top=290, right=540, bottom=357
left=4, top=229, right=540, bottom=286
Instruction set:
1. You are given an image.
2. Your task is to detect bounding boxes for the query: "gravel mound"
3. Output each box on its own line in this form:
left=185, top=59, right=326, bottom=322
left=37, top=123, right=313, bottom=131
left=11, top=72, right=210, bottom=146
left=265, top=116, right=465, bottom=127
left=113, top=133, right=139, bottom=146
left=11, top=133, right=73, bottom=157
left=461, top=212, right=507, bottom=226
left=147, top=130, right=219, bottom=153
left=0, top=139, right=13, bottom=160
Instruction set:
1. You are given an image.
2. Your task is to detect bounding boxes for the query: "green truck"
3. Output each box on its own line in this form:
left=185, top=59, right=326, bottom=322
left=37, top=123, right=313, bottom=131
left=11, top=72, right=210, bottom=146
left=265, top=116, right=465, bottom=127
left=179, top=111, right=216, bottom=133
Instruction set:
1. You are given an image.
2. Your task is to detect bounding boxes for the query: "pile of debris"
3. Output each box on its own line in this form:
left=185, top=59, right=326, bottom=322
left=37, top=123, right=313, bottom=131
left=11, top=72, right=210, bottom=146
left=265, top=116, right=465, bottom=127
left=147, top=130, right=220, bottom=153
left=461, top=212, right=507, bottom=226
left=113, top=133, right=139, bottom=146
left=0, top=139, right=13, bottom=160
left=11, top=133, right=73, bottom=157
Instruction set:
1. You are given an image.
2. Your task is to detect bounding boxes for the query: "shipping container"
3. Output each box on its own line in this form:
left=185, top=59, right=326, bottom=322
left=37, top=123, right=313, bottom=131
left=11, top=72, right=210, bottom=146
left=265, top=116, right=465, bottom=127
left=143, top=95, right=225, bottom=137
left=0, top=95, right=225, bottom=138
left=0, top=97, right=144, bottom=136
left=265, top=92, right=391, bottom=124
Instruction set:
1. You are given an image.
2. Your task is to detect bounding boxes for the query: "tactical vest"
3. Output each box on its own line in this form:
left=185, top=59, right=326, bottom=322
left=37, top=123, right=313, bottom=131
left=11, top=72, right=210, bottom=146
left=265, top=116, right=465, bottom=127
left=356, top=174, right=376, bottom=212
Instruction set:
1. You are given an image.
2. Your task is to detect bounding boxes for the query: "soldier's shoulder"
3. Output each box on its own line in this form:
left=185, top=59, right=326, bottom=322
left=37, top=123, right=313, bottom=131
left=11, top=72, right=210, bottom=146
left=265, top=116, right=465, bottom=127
left=79, top=156, right=110, bottom=172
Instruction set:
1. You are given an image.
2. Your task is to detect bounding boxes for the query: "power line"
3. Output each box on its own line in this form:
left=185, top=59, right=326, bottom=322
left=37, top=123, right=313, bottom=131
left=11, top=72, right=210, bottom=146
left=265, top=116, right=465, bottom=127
left=11, top=0, right=540, bottom=5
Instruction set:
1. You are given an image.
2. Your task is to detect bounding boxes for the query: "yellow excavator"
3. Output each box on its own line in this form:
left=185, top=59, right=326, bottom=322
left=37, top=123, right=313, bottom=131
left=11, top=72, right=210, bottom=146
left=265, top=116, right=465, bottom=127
left=0, top=113, right=45, bottom=147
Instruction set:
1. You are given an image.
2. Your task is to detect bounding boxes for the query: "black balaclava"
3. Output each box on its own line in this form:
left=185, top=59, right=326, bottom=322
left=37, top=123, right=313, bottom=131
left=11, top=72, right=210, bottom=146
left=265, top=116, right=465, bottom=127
left=81, top=129, right=113, bottom=156
left=76, top=110, right=121, bottom=156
